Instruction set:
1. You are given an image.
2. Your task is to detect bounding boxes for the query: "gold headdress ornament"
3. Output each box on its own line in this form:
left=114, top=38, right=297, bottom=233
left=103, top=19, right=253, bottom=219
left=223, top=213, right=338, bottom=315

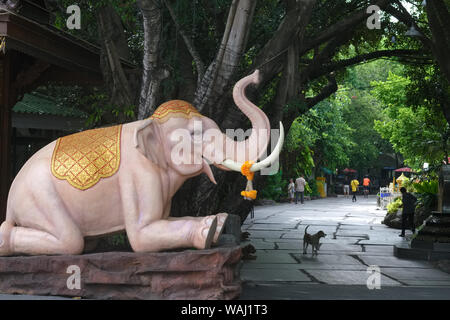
left=150, top=100, right=203, bottom=123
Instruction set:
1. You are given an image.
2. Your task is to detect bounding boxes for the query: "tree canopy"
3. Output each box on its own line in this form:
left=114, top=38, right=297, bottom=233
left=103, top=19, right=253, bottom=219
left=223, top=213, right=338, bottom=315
left=38, top=0, right=449, bottom=219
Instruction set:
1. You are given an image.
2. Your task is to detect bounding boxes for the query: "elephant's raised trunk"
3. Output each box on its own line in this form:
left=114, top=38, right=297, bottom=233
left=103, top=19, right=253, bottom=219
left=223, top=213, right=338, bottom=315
left=220, top=70, right=284, bottom=172
left=229, top=70, right=270, bottom=162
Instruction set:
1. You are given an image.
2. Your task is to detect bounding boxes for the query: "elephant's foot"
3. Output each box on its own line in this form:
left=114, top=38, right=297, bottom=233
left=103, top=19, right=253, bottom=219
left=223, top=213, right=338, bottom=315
left=193, top=216, right=217, bottom=250
left=0, top=222, right=13, bottom=256
left=213, top=213, right=228, bottom=245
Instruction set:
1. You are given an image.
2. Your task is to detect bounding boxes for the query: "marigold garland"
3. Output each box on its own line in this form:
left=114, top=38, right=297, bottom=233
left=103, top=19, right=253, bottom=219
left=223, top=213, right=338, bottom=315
left=241, top=161, right=257, bottom=200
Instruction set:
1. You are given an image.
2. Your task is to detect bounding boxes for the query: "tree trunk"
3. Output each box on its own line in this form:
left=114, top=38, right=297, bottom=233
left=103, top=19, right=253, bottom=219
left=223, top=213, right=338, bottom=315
left=97, top=5, right=136, bottom=119
left=171, top=0, right=258, bottom=220
left=136, top=0, right=169, bottom=119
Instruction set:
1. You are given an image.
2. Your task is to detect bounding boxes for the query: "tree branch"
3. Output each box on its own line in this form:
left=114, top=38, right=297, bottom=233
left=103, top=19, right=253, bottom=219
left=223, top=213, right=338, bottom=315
left=426, top=0, right=450, bottom=82
left=252, top=0, right=316, bottom=85
left=305, top=73, right=338, bottom=108
left=164, top=0, right=205, bottom=84
left=302, top=0, right=391, bottom=54
left=308, top=49, right=431, bottom=80
left=97, top=5, right=133, bottom=109
left=384, top=1, right=433, bottom=48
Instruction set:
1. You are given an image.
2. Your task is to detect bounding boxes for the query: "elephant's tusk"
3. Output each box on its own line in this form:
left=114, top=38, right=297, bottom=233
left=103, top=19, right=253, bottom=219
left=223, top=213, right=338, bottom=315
left=221, top=121, right=284, bottom=172
left=250, top=121, right=284, bottom=172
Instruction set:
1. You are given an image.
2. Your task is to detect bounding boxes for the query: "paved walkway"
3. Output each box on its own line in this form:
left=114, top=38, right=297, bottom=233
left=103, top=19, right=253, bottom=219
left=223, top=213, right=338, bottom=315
left=239, top=195, right=450, bottom=299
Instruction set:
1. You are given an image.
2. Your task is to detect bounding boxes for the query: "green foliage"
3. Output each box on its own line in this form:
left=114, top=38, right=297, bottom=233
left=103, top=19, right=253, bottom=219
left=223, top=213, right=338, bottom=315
left=387, top=198, right=402, bottom=215
left=402, top=178, right=415, bottom=193
left=340, top=60, right=398, bottom=172
left=413, top=179, right=438, bottom=210
left=305, top=179, right=319, bottom=197
left=413, top=179, right=438, bottom=195
left=260, top=170, right=286, bottom=201
left=35, top=85, right=135, bottom=128
left=284, top=59, right=403, bottom=180
left=372, top=72, right=449, bottom=170
left=285, top=94, right=355, bottom=179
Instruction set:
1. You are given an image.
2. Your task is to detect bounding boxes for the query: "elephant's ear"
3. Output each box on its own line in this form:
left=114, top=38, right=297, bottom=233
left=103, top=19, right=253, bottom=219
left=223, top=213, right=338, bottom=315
left=133, top=119, right=168, bottom=169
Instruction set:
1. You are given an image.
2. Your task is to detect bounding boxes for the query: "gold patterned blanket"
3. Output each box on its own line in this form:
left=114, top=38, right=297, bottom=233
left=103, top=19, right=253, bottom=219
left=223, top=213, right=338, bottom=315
left=51, top=125, right=122, bottom=190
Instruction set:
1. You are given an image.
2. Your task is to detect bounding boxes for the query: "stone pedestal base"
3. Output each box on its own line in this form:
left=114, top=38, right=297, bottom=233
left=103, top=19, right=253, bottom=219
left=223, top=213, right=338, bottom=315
left=0, top=246, right=242, bottom=300
left=395, top=213, right=450, bottom=261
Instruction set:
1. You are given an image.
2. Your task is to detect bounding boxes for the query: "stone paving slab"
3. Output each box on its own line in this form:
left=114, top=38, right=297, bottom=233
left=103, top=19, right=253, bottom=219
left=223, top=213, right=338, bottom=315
left=241, top=263, right=305, bottom=270
left=240, top=283, right=450, bottom=300
left=280, top=232, right=303, bottom=239
left=359, top=239, right=408, bottom=246
left=246, top=240, right=276, bottom=250
left=335, top=232, right=369, bottom=238
left=381, top=267, right=450, bottom=281
left=247, top=223, right=296, bottom=231
left=242, top=196, right=450, bottom=297
left=400, top=280, right=450, bottom=286
left=244, top=230, right=285, bottom=239
left=358, top=255, right=434, bottom=268
left=319, top=238, right=361, bottom=245
left=318, top=244, right=362, bottom=252
left=338, top=226, right=372, bottom=231
left=296, top=264, right=368, bottom=271
left=304, top=270, right=402, bottom=286
left=262, top=238, right=304, bottom=243
left=246, top=251, right=298, bottom=264
left=334, top=236, right=367, bottom=242
left=363, top=245, right=395, bottom=255
left=275, top=241, right=302, bottom=250
left=292, top=253, right=363, bottom=266
left=299, top=219, right=343, bottom=225
left=253, top=217, right=301, bottom=223
left=241, top=268, right=311, bottom=282
left=299, top=225, right=338, bottom=233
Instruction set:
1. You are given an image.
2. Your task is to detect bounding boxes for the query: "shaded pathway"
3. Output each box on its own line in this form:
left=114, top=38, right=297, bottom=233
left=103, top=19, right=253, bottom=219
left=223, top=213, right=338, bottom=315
left=239, top=196, right=450, bottom=299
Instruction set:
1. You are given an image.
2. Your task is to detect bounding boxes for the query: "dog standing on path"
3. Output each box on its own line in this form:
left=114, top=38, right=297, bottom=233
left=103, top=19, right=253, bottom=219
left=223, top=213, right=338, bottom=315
left=303, top=225, right=326, bottom=256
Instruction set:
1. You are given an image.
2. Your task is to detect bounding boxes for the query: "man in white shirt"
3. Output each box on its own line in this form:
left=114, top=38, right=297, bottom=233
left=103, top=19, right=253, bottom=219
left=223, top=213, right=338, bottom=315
left=295, top=175, right=307, bottom=204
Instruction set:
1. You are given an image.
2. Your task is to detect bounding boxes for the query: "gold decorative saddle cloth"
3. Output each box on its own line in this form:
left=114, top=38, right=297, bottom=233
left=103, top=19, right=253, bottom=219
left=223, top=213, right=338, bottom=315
left=51, top=125, right=122, bottom=190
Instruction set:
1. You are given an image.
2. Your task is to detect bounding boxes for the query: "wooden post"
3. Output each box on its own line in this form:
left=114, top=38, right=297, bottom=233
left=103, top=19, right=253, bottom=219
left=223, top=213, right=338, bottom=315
left=0, top=52, right=12, bottom=222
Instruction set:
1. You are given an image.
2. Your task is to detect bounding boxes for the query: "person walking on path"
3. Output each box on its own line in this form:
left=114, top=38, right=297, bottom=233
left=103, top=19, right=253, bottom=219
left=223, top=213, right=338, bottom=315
left=399, top=187, right=418, bottom=237
left=295, top=175, right=307, bottom=204
left=343, top=176, right=350, bottom=198
left=351, top=177, right=359, bottom=202
left=363, top=176, right=371, bottom=198
left=288, top=179, right=295, bottom=203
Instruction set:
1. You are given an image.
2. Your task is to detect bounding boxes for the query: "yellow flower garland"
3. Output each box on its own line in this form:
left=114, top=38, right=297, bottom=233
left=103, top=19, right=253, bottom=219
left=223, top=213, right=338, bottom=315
left=240, top=161, right=257, bottom=200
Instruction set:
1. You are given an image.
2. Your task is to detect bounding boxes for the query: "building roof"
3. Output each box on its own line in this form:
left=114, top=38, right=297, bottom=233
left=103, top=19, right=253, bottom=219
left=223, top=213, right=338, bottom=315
left=13, top=92, right=87, bottom=118
left=0, top=3, right=134, bottom=76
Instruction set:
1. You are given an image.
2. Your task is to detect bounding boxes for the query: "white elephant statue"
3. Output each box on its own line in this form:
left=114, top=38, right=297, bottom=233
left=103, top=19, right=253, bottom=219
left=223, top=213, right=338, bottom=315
left=0, top=70, right=284, bottom=256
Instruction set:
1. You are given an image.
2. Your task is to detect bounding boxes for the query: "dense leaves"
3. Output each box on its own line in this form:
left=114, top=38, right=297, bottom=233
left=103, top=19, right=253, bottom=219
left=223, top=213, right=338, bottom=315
left=372, top=72, right=449, bottom=169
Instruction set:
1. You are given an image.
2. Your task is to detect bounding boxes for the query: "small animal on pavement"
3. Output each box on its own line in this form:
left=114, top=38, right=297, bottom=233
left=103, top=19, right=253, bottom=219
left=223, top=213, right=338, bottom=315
left=303, top=225, right=326, bottom=256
